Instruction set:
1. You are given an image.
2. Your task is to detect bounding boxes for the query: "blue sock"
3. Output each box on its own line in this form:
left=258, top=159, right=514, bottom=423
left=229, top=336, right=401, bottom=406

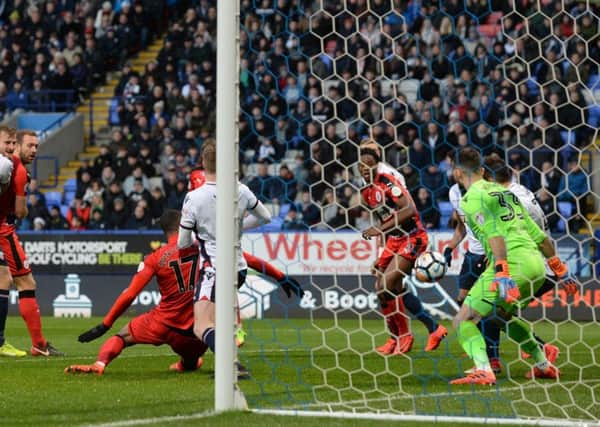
left=0, top=289, right=8, bottom=346
left=480, top=317, right=501, bottom=360
left=402, top=292, right=437, bottom=333
left=202, top=328, right=215, bottom=353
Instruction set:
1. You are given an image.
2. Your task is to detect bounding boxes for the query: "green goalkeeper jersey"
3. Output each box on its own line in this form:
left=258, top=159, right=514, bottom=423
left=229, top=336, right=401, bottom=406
left=460, top=179, right=546, bottom=260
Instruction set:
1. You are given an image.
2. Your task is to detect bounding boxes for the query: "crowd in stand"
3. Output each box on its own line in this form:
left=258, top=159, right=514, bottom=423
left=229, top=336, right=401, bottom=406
left=3, top=0, right=596, bottom=232
left=0, top=0, right=171, bottom=114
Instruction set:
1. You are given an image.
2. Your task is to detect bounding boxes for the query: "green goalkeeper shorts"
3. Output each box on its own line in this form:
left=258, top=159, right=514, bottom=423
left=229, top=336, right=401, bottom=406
left=464, top=250, right=546, bottom=317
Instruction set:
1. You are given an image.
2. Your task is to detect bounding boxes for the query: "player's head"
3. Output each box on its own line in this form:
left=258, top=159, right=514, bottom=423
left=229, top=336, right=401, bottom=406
left=453, top=147, right=483, bottom=189
left=483, top=153, right=512, bottom=184
left=358, top=141, right=381, bottom=184
left=16, top=130, right=39, bottom=164
left=201, top=139, right=216, bottom=174
left=159, top=209, right=181, bottom=237
left=0, top=126, right=16, bottom=156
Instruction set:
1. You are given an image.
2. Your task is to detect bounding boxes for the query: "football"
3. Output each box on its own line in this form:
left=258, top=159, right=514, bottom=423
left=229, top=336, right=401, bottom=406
left=414, top=251, right=447, bottom=282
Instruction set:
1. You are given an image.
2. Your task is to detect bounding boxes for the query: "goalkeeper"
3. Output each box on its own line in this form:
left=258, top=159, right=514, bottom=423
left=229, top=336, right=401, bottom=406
left=450, top=147, right=574, bottom=385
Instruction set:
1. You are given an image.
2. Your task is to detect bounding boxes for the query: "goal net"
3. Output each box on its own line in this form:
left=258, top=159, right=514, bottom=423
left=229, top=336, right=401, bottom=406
left=234, top=0, right=600, bottom=424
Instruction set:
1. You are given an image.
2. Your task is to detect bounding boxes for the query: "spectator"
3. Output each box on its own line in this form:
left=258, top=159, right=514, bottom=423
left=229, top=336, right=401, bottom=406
left=32, top=217, right=47, bottom=231
left=536, top=189, right=559, bottom=232
left=414, top=187, right=440, bottom=229
left=47, top=206, right=70, bottom=230
left=126, top=204, right=152, bottom=230
left=271, top=164, right=297, bottom=204
left=27, top=194, right=50, bottom=229
left=27, top=179, right=46, bottom=206
left=149, top=186, right=167, bottom=221
left=123, top=166, right=150, bottom=196
left=281, top=205, right=306, bottom=231
left=355, top=209, right=371, bottom=231
left=558, top=161, right=590, bottom=231
left=67, top=198, right=91, bottom=227
left=166, top=179, right=187, bottom=209
left=247, top=162, right=275, bottom=202
left=128, top=178, right=152, bottom=211
left=70, top=216, right=86, bottom=231
left=83, top=180, right=104, bottom=205
left=540, top=161, right=563, bottom=195
left=107, top=197, right=129, bottom=229
left=88, top=208, right=108, bottom=230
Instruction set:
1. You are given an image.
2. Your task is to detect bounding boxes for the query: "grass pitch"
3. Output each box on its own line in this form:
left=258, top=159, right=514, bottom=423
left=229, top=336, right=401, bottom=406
left=1, top=316, right=598, bottom=426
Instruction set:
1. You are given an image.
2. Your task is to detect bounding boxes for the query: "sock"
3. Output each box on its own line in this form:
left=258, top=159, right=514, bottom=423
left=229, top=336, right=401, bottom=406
left=458, top=321, right=490, bottom=371
left=0, top=289, right=8, bottom=346
left=380, top=295, right=409, bottom=338
left=506, top=318, right=544, bottom=362
left=202, top=328, right=215, bottom=353
left=480, top=317, right=501, bottom=360
left=18, top=290, right=46, bottom=347
left=533, top=332, right=546, bottom=348
left=97, top=335, right=125, bottom=366
left=402, top=292, right=437, bottom=333
left=244, top=253, right=285, bottom=281
left=380, top=300, right=398, bottom=337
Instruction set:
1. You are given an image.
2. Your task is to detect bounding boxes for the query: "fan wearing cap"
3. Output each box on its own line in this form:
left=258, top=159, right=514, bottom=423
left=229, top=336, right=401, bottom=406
left=359, top=142, right=447, bottom=355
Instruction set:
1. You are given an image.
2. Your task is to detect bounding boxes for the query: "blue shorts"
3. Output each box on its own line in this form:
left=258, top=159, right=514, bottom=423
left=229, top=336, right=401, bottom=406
left=458, top=251, right=487, bottom=291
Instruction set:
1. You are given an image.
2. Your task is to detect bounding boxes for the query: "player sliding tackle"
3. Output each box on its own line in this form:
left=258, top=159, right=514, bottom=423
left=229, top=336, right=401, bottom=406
left=450, top=147, right=575, bottom=385
left=66, top=210, right=208, bottom=375
left=359, top=144, right=447, bottom=355
left=178, top=140, right=271, bottom=377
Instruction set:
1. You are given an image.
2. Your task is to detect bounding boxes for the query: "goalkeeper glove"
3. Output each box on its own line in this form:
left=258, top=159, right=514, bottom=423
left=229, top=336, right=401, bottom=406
left=278, top=275, right=305, bottom=299
left=547, top=256, right=578, bottom=295
left=78, top=323, right=110, bottom=343
left=443, top=246, right=453, bottom=267
left=490, top=260, right=520, bottom=303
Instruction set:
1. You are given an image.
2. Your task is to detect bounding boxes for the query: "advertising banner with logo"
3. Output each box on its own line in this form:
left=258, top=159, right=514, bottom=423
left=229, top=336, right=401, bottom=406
left=10, top=231, right=595, bottom=321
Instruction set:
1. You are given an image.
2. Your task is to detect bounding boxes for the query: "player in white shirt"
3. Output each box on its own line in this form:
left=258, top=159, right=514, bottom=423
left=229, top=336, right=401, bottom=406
left=444, top=182, right=488, bottom=306
left=479, top=153, right=577, bottom=370
left=177, top=140, right=271, bottom=361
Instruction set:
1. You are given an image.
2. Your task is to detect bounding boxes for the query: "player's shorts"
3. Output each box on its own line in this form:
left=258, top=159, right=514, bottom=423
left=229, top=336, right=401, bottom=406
left=376, top=229, right=428, bottom=270
left=458, top=251, right=487, bottom=291
left=0, top=232, right=31, bottom=276
left=128, top=310, right=207, bottom=362
left=194, top=266, right=248, bottom=303
left=464, top=250, right=545, bottom=317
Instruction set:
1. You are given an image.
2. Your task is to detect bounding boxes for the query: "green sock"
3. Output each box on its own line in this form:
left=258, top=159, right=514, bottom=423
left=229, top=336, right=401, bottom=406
left=506, top=318, right=545, bottom=363
left=458, top=321, right=490, bottom=371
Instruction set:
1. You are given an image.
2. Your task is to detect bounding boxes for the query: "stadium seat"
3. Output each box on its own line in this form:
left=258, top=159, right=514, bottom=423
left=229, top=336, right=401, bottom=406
left=588, top=105, right=600, bottom=127
left=556, top=202, right=574, bottom=232
left=588, top=74, right=599, bottom=90
left=44, top=191, right=62, bottom=208
left=63, top=191, right=76, bottom=206
left=64, top=178, right=77, bottom=193
left=438, top=201, right=453, bottom=229
left=278, top=203, right=291, bottom=218
left=60, top=204, right=70, bottom=219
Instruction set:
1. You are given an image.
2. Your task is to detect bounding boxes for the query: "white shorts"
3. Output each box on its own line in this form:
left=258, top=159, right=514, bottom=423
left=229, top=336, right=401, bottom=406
left=194, top=266, right=247, bottom=303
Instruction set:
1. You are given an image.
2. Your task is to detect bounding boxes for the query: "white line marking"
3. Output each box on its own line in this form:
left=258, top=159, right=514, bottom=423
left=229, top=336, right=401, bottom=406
left=294, top=379, right=600, bottom=410
left=79, top=411, right=215, bottom=427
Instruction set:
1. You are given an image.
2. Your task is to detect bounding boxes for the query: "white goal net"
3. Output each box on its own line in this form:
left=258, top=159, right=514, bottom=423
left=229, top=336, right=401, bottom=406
left=234, top=0, right=600, bottom=424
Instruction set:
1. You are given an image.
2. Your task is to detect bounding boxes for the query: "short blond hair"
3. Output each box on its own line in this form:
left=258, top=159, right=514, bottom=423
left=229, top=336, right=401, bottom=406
left=202, top=139, right=216, bottom=173
left=0, top=125, right=16, bottom=136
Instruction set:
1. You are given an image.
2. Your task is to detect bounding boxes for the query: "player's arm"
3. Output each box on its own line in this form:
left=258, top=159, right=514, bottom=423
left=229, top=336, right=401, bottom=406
left=0, top=156, right=13, bottom=194
left=177, top=194, right=196, bottom=249
left=523, top=211, right=578, bottom=294
left=242, top=200, right=271, bottom=230
left=13, top=165, right=28, bottom=219
left=244, top=251, right=304, bottom=298
left=78, top=260, right=155, bottom=342
left=443, top=211, right=466, bottom=266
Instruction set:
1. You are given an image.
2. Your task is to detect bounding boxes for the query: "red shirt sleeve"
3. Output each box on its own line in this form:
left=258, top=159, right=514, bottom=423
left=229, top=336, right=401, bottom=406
left=103, top=253, right=157, bottom=327
left=12, top=164, right=28, bottom=197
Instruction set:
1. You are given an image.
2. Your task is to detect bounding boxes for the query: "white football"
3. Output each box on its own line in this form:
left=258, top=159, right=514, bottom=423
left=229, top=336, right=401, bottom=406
left=414, top=251, right=447, bottom=282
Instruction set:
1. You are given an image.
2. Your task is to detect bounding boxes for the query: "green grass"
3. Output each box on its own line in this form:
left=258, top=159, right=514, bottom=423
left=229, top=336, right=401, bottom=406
left=1, top=316, right=598, bottom=426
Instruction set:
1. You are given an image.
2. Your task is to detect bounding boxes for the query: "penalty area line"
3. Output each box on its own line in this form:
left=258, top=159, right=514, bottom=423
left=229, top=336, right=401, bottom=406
left=79, top=410, right=216, bottom=427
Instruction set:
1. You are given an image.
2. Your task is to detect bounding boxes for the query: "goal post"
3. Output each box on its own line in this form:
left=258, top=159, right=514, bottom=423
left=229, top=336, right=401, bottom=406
left=227, top=0, right=600, bottom=424
left=215, top=0, right=240, bottom=412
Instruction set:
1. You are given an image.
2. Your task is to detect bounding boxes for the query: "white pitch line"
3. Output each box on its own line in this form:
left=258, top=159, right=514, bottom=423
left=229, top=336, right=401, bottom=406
left=294, top=379, right=600, bottom=410
left=79, top=411, right=216, bottom=427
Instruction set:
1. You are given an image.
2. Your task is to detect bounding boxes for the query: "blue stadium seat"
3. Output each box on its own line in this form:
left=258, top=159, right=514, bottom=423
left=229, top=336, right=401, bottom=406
left=63, top=191, right=76, bottom=205
left=44, top=191, right=62, bottom=208
left=588, top=105, right=600, bottom=127
left=588, top=74, right=599, bottom=90
left=64, top=178, right=77, bottom=192
left=438, top=201, right=453, bottom=230
left=278, top=203, right=291, bottom=218
left=60, top=204, right=70, bottom=219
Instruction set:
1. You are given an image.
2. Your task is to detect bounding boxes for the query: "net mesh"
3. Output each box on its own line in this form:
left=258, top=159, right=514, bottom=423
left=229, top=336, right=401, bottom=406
left=237, top=0, right=600, bottom=422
